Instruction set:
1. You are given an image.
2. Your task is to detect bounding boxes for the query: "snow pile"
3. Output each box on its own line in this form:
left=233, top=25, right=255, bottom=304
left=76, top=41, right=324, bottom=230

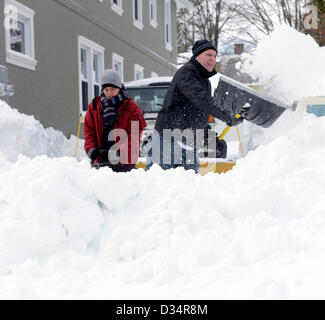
left=1, top=26, right=325, bottom=299
left=0, top=100, right=85, bottom=162
left=1, top=97, right=325, bottom=299
left=242, top=25, right=325, bottom=104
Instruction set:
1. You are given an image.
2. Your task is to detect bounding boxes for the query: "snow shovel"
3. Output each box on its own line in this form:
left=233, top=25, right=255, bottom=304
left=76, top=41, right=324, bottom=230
left=213, top=75, right=287, bottom=128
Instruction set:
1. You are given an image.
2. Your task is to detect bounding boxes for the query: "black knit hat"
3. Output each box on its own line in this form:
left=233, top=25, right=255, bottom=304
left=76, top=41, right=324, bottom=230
left=192, top=39, right=218, bottom=57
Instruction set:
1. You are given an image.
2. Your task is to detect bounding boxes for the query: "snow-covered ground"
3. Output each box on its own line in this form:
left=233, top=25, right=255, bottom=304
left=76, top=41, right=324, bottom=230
left=1, top=26, right=325, bottom=299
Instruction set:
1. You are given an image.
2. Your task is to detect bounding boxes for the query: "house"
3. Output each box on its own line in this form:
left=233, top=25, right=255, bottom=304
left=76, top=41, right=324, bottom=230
left=215, top=44, right=255, bottom=85
left=0, top=0, right=186, bottom=137
left=178, top=44, right=256, bottom=85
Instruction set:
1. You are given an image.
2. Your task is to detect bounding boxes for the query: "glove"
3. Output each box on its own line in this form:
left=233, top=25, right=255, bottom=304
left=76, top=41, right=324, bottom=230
left=223, top=111, right=243, bottom=127
left=89, top=148, right=99, bottom=161
left=239, top=103, right=251, bottom=119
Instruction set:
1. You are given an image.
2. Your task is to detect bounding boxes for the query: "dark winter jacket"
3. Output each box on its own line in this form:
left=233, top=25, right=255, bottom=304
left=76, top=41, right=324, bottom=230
left=84, top=97, right=147, bottom=166
left=154, top=57, right=230, bottom=134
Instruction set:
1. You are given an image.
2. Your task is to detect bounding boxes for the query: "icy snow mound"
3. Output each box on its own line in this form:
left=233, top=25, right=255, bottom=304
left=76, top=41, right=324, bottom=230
left=242, top=25, right=325, bottom=104
left=1, top=111, right=325, bottom=298
left=0, top=100, right=85, bottom=162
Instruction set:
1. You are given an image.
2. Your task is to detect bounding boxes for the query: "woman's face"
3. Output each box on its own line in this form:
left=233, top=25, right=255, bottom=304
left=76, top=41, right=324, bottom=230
left=103, top=86, right=120, bottom=99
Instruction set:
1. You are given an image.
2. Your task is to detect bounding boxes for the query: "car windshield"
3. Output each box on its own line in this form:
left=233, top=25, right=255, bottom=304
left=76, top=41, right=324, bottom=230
left=307, top=105, right=325, bottom=117
left=127, top=87, right=168, bottom=113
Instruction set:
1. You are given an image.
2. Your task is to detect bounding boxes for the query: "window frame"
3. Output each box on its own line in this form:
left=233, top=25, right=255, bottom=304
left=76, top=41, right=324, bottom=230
left=4, top=0, right=37, bottom=70
left=111, top=0, right=123, bottom=16
left=134, top=64, right=144, bottom=81
left=149, top=0, right=158, bottom=28
left=133, top=0, right=143, bottom=30
left=78, top=35, right=105, bottom=118
left=164, top=0, right=173, bottom=52
left=112, top=52, right=124, bottom=83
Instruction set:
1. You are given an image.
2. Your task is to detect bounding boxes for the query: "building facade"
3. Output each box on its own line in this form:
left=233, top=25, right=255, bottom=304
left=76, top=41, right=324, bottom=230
left=0, top=0, right=182, bottom=136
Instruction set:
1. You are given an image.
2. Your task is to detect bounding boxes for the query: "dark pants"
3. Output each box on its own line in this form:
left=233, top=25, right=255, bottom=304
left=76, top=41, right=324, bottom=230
left=110, top=164, right=135, bottom=172
left=146, top=133, right=199, bottom=174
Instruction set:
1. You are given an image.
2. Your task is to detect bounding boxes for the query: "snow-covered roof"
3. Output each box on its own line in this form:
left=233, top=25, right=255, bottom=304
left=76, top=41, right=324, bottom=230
left=125, top=76, right=173, bottom=87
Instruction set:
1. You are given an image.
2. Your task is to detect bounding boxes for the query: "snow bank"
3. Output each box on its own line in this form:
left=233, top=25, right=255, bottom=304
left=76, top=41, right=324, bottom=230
left=1, top=111, right=325, bottom=299
left=242, top=25, right=325, bottom=104
left=0, top=100, right=85, bottom=162
left=1, top=96, right=325, bottom=299
left=1, top=26, right=325, bottom=299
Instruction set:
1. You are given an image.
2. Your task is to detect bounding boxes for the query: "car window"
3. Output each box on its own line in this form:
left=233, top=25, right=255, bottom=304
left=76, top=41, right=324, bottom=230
left=127, top=87, right=168, bottom=113
left=307, top=105, right=325, bottom=117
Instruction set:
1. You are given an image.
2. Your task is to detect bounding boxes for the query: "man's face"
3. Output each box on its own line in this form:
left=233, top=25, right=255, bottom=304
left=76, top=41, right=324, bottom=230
left=195, top=49, right=217, bottom=72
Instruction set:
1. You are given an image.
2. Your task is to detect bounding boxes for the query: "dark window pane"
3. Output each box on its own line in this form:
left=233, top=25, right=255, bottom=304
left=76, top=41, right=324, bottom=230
left=10, top=21, right=25, bottom=54
left=82, top=81, right=89, bottom=111
left=134, top=0, right=138, bottom=20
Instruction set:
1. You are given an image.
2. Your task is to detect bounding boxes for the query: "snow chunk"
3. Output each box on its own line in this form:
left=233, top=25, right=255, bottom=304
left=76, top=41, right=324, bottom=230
left=243, top=25, right=325, bottom=104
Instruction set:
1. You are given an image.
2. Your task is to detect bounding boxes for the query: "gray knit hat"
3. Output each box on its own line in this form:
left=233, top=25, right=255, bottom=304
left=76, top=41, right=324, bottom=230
left=101, top=69, right=122, bottom=89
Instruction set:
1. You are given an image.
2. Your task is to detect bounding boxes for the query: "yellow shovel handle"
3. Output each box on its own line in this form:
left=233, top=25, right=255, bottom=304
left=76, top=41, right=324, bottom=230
left=74, top=113, right=82, bottom=158
left=218, top=114, right=241, bottom=141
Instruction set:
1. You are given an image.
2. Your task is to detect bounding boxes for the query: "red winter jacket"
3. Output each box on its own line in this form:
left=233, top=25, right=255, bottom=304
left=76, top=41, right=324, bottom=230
left=84, top=97, right=147, bottom=164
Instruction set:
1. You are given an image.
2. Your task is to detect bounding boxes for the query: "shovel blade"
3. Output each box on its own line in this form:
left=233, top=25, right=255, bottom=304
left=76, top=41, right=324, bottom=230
left=213, top=75, right=287, bottom=128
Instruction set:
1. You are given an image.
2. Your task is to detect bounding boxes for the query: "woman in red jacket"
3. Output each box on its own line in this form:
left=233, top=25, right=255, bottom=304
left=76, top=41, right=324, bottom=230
left=84, top=69, right=146, bottom=172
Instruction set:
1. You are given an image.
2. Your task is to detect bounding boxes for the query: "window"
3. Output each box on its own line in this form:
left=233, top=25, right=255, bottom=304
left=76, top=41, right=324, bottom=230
left=134, top=64, right=144, bottom=81
left=4, top=0, right=37, bottom=70
left=78, top=36, right=104, bottom=115
left=307, top=105, right=325, bottom=117
left=111, top=0, right=123, bottom=16
left=149, top=0, right=158, bottom=28
left=165, top=0, right=172, bottom=51
left=112, top=53, right=124, bottom=82
left=128, top=87, right=169, bottom=113
left=133, top=0, right=143, bottom=30
left=93, top=53, right=101, bottom=97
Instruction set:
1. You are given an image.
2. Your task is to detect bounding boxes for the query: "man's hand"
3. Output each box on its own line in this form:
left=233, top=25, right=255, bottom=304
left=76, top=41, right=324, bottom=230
left=239, top=103, right=251, bottom=118
left=224, top=112, right=243, bottom=127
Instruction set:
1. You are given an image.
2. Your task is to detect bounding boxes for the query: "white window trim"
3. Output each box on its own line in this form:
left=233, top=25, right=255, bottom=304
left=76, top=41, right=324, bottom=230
left=78, top=35, right=105, bottom=118
left=164, top=0, right=173, bottom=52
left=149, top=0, right=158, bottom=28
left=134, top=64, right=144, bottom=80
left=165, top=42, right=173, bottom=52
left=111, top=0, right=123, bottom=16
left=133, top=0, right=144, bottom=30
left=112, top=52, right=124, bottom=83
left=4, top=0, right=37, bottom=70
